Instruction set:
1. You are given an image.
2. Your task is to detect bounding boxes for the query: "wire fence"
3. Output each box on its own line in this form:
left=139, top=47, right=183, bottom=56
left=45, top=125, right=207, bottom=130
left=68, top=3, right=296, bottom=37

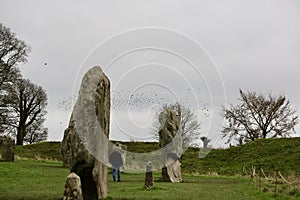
left=243, top=165, right=300, bottom=198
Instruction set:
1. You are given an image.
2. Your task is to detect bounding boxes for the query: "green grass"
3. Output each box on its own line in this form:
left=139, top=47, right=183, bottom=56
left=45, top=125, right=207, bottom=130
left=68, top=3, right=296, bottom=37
left=14, top=141, right=62, bottom=161
left=1, top=138, right=299, bottom=199
left=182, top=137, right=300, bottom=176
left=0, top=159, right=289, bottom=200
left=11, top=138, right=300, bottom=177
left=108, top=173, right=276, bottom=200
left=0, top=160, right=69, bottom=200
left=111, top=141, right=160, bottom=153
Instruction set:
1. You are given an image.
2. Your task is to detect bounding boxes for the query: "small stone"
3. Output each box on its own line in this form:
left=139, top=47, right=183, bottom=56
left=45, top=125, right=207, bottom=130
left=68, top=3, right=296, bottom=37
left=1, top=136, right=15, bottom=162
left=63, top=173, right=83, bottom=200
left=144, top=161, right=154, bottom=189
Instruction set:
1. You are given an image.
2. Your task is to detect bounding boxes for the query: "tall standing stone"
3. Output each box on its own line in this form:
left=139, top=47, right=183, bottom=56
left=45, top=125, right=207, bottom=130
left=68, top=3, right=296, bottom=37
left=159, top=109, right=183, bottom=183
left=1, top=136, right=15, bottom=161
left=61, top=66, right=110, bottom=200
left=63, top=173, right=83, bottom=200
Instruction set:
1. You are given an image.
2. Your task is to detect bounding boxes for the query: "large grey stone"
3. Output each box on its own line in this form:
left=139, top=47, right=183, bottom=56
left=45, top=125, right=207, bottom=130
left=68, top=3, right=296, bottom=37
left=159, top=109, right=182, bottom=183
left=61, top=66, right=110, bottom=199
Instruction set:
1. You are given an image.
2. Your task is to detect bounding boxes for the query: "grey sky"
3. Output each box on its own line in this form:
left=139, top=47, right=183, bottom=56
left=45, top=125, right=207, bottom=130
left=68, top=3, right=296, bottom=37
left=1, top=0, right=300, bottom=147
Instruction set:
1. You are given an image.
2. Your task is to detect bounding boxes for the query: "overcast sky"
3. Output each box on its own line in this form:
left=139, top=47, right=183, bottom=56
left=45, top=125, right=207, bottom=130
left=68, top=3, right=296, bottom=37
left=1, top=0, right=300, bottom=147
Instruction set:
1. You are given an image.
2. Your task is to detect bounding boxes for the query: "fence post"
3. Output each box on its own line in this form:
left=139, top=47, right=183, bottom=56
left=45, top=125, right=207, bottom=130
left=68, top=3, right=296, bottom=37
left=274, top=169, right=278, bottom=197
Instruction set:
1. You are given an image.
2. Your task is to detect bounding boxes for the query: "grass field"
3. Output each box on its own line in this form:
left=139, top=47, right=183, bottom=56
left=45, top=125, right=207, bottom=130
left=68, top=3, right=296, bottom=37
left=0, top=159, right=298, bottom=200
left=0, top=160, right=68, bottom=200
left=0, top=138, right=299, bottom=199
left=13, top=138, right=300, bottom=177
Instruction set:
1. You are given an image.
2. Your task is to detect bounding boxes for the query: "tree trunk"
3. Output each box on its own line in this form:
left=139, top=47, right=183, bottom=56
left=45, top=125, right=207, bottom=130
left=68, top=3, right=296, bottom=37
left=262, top=130, right=267, bottom=139
left=16, top=126, right=26, bottom=145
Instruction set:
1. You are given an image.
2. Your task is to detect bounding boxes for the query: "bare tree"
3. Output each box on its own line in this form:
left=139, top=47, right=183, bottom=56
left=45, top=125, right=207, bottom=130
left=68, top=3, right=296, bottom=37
left=153, top=103, right=201, bottom=147
left=222, top=89, right=298, bottom=144
left=3, top=78, right=47, bottom=145
left=0, top=23, right=30, bottom=88
left=0, top=23, right=30, bottom=134
left=24, top=117, right=48, bottom=144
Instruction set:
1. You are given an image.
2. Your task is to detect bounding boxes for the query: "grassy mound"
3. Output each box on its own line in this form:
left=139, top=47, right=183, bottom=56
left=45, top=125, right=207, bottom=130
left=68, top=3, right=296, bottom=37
left=12, top=137, right=300, bottom=176
left=15, top=141, right=62, bottom=161
left=183, top=137, right=300, bottom=176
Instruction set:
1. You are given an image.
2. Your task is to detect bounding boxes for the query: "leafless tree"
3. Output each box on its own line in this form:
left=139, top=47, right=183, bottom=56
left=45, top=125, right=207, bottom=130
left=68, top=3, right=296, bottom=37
left=222, top=89, right=298, bottom=144
left=153, top=103, right=201, bottom=147
left=0, top=23, right=30, bottom=134
left=3, top=78, right=47, bottom=145
left=0, top=23, right=30, bottom=88
left=24, top=117, right=48, bottom=144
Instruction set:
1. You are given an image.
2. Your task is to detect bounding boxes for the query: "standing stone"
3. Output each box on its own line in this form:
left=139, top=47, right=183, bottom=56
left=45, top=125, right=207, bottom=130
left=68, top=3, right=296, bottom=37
left=159, top=109, right=183, bottom=183
left=61, top=66, right=110, bottom=200
left=1, top=136, right=15, bottom=161
left=144, top=161, right=154, bottom=189
left=63, top=173, right=83, bottom=200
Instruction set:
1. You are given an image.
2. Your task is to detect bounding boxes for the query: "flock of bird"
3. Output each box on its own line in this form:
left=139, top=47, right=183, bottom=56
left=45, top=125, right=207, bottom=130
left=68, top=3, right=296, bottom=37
left=111, top=90, right=175, bottom=112
left=57, top=89, right=211, bottom=118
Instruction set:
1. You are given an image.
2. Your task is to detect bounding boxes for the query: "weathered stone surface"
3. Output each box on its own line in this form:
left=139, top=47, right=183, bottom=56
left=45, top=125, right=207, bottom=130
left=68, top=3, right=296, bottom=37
left=63, top=173, right=83, bottom=200
left=61, top=66, right=110, bottom=199
left=165, top=155, right=182, bottom=183
left=1, top=136, right=15, bottom=161
left=159, top=109, right=182, bottom=183
left=144, top=161, right=154, bottom=189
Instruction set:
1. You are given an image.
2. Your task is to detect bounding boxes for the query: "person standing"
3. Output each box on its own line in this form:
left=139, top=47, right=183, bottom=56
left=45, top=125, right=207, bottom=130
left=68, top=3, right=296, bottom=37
left=109, top=144, right=124, bottom=182
left=111, top=164, right=121, bottom=182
